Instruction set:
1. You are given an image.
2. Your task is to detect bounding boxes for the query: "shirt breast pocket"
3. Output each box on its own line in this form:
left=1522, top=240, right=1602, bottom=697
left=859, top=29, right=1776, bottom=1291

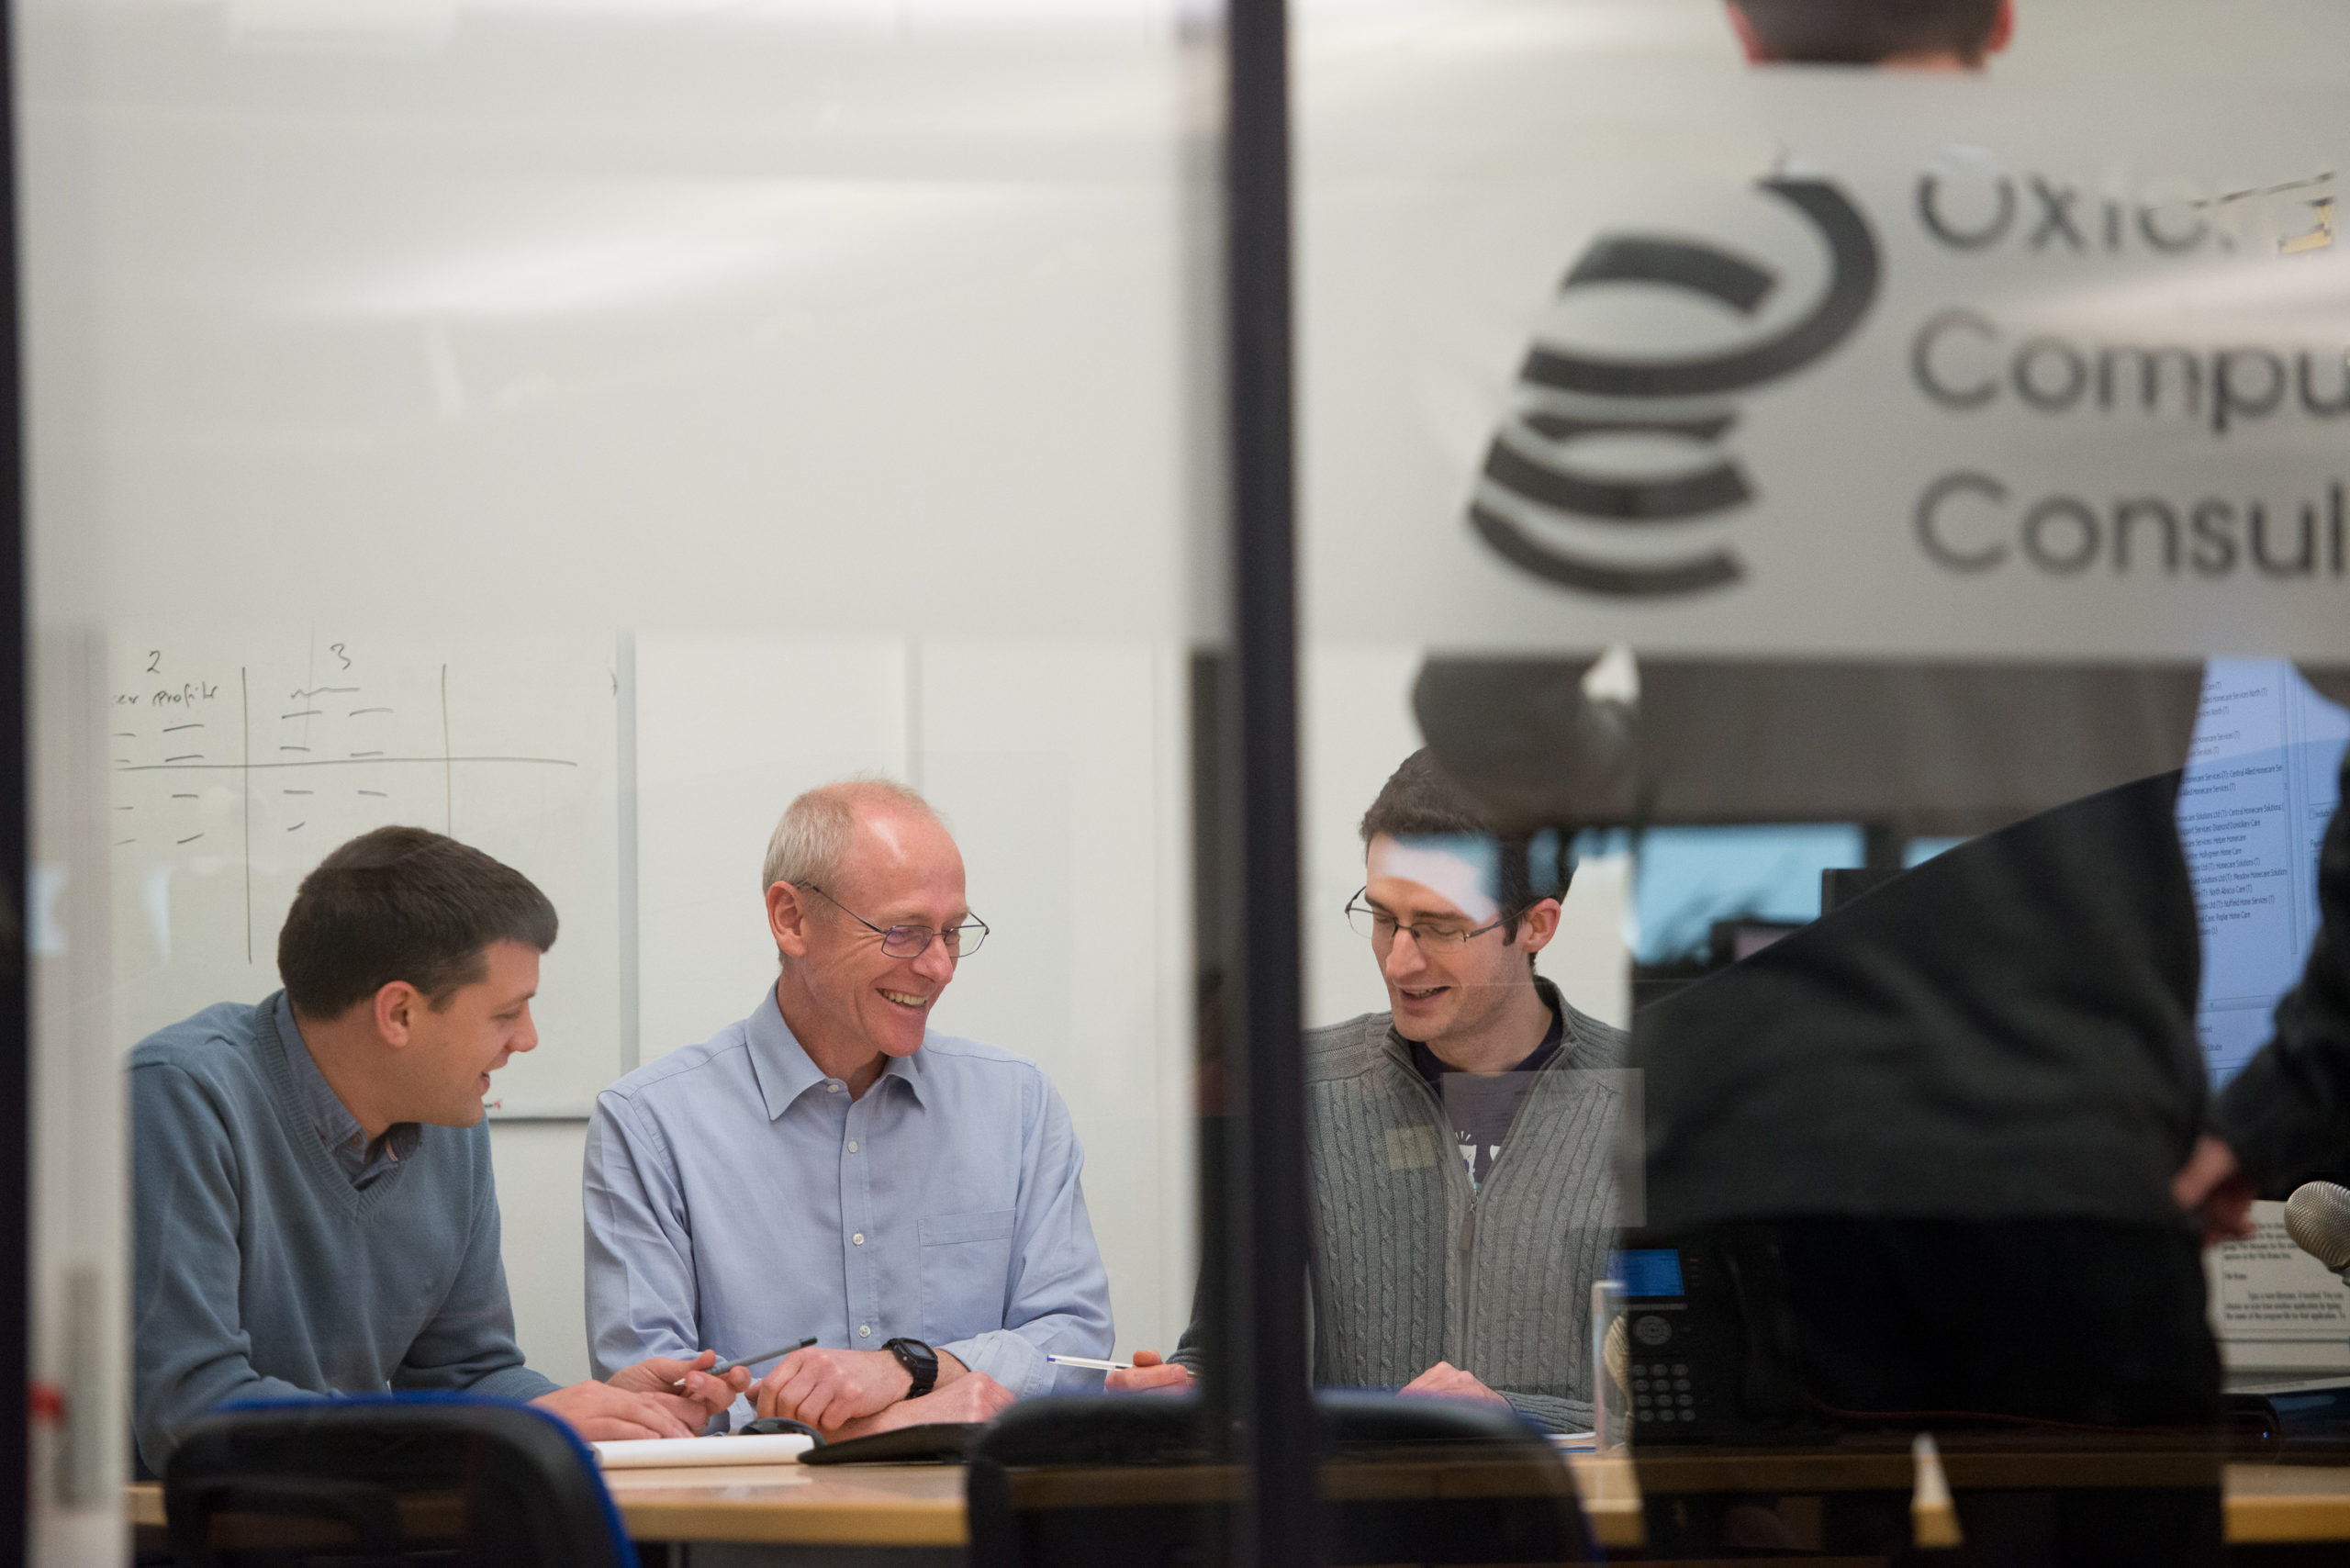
left=918, top=1208, right=1018, bottom=1346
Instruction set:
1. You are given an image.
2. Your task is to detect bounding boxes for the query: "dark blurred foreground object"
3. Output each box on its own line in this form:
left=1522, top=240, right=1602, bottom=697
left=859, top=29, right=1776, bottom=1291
left=966, top=1391, right=1593, bottom=1568
left=163, top=1394, right=632, bottom=1568
left=1622, top=775, right=2221, bottom=1562
left=1640, top=770, right=2204, bottom=1228
left=1413, top=655, right=2232, bottom=838
left=1626, top=1217, right=2221, bottom=1562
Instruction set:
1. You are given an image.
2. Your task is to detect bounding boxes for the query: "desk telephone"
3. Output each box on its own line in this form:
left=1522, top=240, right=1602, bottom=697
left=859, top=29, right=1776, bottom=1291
left=1611, top=1228, right=1832, bottom=1446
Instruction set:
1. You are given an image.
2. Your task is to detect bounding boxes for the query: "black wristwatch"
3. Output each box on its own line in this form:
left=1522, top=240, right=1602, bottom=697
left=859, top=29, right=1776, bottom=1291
left=882, top=1337, right=938, bottom=1399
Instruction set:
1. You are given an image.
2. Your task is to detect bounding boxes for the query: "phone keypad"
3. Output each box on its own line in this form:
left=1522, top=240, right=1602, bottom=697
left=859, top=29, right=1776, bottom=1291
left=1629, top=1361, right=1695, bottom=1423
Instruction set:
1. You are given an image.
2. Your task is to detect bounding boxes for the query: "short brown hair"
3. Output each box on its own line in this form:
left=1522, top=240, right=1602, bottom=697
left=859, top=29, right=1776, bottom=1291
left=1730, top=0, right=2004, bottom=66
left=1359, top=750, right=1572, bottom=946
left=277, top=826, right=558, bottom=1017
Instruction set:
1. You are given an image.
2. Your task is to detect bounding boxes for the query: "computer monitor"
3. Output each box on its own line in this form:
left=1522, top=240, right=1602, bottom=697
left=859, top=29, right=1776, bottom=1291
left=2181, top=659, right=2350, bottom=1085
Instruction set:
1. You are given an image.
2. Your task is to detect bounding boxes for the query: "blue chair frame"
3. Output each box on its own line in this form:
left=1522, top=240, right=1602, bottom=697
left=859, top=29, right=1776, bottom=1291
left=162, top=1391, right=635, bottom=1568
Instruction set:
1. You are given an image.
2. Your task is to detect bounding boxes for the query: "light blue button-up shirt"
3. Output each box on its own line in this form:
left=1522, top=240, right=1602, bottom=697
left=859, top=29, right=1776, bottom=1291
left=583, top=986, right=1113, bottom=1410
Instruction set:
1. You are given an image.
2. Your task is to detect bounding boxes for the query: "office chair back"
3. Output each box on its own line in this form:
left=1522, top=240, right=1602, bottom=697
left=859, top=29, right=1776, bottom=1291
left=968, top=1391, right=1594, bottom=1568
left=162, top=1393, right=635, bottom=1568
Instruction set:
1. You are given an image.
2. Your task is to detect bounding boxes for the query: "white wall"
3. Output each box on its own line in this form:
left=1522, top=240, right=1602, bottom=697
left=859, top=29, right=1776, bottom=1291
left=634, top=637, right=912, bottom=1061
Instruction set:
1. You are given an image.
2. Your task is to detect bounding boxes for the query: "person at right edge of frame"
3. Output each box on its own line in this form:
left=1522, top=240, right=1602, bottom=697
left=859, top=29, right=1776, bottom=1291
left=1112, top=749, right=1628, bottom=1434
left=2179, top=746, right=2350, bottom=1263
left=1619, top=745, right=2350, bottom=1565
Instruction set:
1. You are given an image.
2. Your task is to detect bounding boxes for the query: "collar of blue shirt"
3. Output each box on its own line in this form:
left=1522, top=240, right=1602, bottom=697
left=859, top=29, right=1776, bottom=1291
left=743, top=983, right=930, bottom=1120
left=272, top=991, right=420, bottom=1188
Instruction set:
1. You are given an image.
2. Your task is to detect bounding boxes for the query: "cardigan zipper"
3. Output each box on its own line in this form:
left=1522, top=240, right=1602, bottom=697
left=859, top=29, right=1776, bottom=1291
left=1458, top=1202, right=1479, bottom=1363
left=1405, top=1016, right=1592, bottom=1369
left=1387, top=1049, right=1477, bottom=1361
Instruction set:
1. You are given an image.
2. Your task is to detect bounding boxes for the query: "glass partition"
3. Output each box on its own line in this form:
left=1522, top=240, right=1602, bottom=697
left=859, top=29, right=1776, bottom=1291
left=18, top=0, right=1223, bottom=1556
left=23, top=0, right=2350, bottom=1560
left=1298, top=0, right=2350, bottom=1560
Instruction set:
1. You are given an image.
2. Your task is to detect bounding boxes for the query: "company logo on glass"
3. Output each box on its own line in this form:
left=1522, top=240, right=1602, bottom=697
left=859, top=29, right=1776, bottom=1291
left=1468, top=178, right=1880, bottom=599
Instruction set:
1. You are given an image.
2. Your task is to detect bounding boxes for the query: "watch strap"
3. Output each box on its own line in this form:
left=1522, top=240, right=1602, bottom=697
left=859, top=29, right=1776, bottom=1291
left=883, top=1337, right=938, bottom=1399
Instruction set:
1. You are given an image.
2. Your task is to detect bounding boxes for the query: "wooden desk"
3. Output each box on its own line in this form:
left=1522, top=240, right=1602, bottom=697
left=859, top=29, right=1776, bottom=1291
left=128, top=1463, right=966, bottom=1548
left=606, top=1463, right=966, bottom=1548
left=2218, top=1463, right=2350, bottom=1545
left=127, top=1456, right=2350, bottom=1553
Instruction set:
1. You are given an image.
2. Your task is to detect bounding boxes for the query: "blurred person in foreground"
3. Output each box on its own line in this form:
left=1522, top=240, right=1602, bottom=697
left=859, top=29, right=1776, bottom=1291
left=1633, top=764, right=2234, bottom=1562
left=2176, top=745, right=2350, bottom=1238
left=1113, top=751, right=1628, bottom=1432
left=130, top=827, right=747, bottom=1474
left=1727, top=0, right=2013, bottom=70
left=585, top=778, right=1112, bottom=1439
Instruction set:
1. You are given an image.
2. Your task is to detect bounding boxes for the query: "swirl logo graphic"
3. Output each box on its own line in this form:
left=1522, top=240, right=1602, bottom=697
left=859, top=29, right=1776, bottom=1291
left=1469, top=178, right=1881, bottom=598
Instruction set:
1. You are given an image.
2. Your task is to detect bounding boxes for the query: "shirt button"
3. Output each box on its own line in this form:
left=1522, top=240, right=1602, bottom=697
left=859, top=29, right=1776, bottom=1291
left=847, top=1140, right=858, bottom=1153
left=853, top=1233, right=866, bottom=1246
left=858, top=1325, right=872, bottom=1338
left=826, top=1081, right=843, bottom=1094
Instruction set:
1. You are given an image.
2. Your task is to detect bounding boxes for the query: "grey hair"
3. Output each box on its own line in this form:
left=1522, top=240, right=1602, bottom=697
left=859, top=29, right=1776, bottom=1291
left=761, top=776, right=941, bottom=896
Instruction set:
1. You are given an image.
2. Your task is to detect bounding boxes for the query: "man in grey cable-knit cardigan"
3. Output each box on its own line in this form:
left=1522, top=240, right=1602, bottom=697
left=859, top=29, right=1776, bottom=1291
left=1110, top=751, right=1628, bottom=1432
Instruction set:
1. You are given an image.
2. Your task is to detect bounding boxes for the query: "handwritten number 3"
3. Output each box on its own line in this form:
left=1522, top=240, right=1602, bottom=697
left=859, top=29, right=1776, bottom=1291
left=331, top=643, right=352, bottom=670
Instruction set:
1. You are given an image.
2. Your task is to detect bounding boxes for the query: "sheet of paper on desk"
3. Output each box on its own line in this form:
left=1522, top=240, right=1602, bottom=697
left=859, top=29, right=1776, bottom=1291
left=595, top=1434, right=815, bottom=1469
left=2210, top=1203, right=2350, bottom=1372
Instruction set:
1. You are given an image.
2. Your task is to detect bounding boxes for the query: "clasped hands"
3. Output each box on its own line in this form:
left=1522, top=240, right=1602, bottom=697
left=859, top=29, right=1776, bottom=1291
left=533, top=1344, right=1016, bottom=1443
left=752, top=1345, right=1013, bottom=1439
left=1105, top=1349, right=1506, bottom=1408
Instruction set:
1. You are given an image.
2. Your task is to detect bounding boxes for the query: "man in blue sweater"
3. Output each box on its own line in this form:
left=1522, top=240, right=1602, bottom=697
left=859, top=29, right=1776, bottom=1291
left=130, top=826, right=750, bottom=1473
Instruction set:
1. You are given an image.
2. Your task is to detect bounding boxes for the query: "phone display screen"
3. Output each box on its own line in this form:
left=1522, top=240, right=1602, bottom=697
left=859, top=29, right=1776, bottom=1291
left=1616, top=1249, right=1685, bottom=1299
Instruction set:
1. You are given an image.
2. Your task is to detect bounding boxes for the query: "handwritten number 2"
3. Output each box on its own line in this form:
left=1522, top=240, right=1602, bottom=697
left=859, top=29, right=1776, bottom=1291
left=331, top=643, right=352, bottom=671
left=146, top=650, right=161, bottom=674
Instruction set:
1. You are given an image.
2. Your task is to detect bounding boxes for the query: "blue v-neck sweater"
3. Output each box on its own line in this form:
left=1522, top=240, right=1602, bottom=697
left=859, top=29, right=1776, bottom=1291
left=130, top=992, right=555, bottom=1472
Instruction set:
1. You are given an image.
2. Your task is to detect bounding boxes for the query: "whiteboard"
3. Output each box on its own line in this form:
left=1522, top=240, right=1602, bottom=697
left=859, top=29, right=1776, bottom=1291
left=107, top=628, right=622, bottom=1114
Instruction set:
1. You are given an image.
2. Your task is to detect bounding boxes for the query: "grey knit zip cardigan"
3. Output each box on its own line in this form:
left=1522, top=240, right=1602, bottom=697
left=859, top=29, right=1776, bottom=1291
left=1176, top=981, right=1628, bottom=1433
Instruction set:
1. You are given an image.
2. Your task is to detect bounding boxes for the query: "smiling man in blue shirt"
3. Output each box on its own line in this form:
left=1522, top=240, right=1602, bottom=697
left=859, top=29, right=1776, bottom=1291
left=585, top=778, right=1113, bottom=1436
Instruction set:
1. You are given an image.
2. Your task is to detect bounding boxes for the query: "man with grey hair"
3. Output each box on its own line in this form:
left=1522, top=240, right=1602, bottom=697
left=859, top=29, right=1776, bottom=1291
left=584, top=778, right=1114, bottom=1437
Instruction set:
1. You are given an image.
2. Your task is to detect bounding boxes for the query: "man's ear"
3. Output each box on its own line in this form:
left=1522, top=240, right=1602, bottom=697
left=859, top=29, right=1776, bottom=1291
left=1514, top=898, right=1564, bottom=958
left=1723, top=1, right=1770, bottom=63
left=767, top=881, right=811, bottom=961
left=372, top=980, right=424, bottom=1047
left=1984, top=0, right=2015, bottom=57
